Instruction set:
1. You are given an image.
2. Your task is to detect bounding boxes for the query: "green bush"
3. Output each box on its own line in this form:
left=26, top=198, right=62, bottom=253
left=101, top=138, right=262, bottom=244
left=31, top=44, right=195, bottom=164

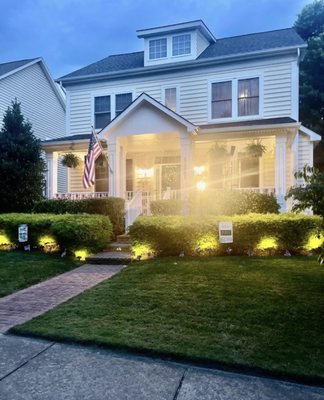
left=0, top=213, right=112, bottom=253
left=33, top=197, right=125, bottom=237
left=190, top=191, right=279, bottom=215
left=129, top=214, right=323, bottom=257
left=150, top=200, right=184, bottom=215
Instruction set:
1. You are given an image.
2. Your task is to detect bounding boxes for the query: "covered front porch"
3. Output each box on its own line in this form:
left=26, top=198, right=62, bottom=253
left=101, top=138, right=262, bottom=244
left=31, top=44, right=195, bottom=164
left=43, top=95, right=305, bottom=228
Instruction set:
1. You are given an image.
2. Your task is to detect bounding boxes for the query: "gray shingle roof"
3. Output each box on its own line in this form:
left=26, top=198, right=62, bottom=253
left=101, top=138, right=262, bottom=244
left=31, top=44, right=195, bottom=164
left=59, top=28, right=305, bottom=80
left=42, top=134, right=91, bottom=144
left=0, top=58, right=38, bottom=78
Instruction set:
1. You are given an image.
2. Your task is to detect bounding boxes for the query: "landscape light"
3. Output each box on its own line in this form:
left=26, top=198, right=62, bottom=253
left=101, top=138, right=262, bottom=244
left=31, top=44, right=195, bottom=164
left=196, top=181, right=206, bottom=191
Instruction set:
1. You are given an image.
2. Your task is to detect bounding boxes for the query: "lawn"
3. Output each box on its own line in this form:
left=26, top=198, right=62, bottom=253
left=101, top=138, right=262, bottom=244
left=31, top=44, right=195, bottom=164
left=12, top=256, right=324, bottom=381
left=0, top=251, right=81, bottom=297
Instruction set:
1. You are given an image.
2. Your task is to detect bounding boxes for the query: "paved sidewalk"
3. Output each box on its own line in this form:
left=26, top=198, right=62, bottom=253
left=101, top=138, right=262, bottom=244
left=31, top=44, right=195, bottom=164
left=0, top=264, right=124, bottom=333
left=0, top=335, right=323, bottom=400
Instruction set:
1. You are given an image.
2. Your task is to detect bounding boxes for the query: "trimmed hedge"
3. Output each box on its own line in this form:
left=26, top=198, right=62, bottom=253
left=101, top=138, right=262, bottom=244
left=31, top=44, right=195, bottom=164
left=33, top=198, right=125, bottom=237
left=0, top=213, right=113, bottom=253
left=150, top=200, right=184, bottom=216
left=190, top=191, right=280, bottom=215
left=129, top=214, right=323, bottom=256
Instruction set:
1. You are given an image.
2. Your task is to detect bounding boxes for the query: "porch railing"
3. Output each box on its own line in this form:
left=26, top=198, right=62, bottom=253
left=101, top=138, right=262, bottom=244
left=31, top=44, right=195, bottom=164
left=54, top=192, right=109, bottom=200
left=125, top=191, right=143, bottom=230
left=232, top=187, right=275, bottom=195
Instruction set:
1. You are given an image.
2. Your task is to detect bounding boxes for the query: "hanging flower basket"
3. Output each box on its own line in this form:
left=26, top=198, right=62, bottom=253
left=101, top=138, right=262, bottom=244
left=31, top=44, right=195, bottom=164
left=61, top=153, right=81, bottom=168
left=245, top=139, right=266, bottom=158
left=208, top=143, right=229, bottom=161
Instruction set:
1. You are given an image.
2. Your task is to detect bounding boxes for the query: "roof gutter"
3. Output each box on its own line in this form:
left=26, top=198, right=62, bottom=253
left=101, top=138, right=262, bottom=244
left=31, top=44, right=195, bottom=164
left=199, top=122, right=300, bottom=134
left=57, top=44, right=307, bottom=86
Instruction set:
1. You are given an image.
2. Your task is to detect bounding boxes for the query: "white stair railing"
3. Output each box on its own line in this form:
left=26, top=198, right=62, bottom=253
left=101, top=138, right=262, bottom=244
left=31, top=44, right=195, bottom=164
left=125, top=191, right=143, bottom=231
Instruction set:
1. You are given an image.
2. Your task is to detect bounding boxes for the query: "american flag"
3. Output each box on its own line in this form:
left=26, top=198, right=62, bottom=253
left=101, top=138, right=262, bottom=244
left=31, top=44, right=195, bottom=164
left=82, top=129, right=102, bottom=189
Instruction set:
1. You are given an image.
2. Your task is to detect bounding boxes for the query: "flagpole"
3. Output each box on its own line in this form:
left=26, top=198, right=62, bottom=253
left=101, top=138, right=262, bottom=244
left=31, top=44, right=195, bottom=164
left=92, top=126, right=113, bottom=174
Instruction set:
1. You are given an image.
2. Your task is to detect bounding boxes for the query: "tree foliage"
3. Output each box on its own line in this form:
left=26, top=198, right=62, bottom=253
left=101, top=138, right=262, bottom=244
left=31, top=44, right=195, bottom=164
left=0, top=100, right=46, bottom=212
left=294, top=0, right=324, bottom=169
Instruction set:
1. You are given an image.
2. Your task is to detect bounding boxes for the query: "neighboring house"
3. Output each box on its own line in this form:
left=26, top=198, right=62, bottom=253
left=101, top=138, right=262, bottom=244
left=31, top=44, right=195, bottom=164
left=42, top=20, right=321, bottom=225
left=0, top=57, right=67, bottom=193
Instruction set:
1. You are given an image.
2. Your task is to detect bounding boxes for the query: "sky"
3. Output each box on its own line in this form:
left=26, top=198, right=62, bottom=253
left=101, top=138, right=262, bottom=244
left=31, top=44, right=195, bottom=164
left=0, top=0, right=311, bottom=79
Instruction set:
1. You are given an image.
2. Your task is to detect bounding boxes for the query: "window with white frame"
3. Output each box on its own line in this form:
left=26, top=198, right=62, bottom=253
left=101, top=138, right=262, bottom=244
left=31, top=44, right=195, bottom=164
left=211, top=77, right=260, bottom=120
left=115, top=93, right=133, bottom=117
left=149, top=38, right=167, bottom=59
left=238, top=78, right=259, bottom=116
left=211, top=81, right=232, bottom=119
left=94, top=96, right=111, bottom=129
left=94, top=93, right=132, bottom=129
left=172, top=34, right=191, bottom=56
left=164, top=87, right=177, bottom=112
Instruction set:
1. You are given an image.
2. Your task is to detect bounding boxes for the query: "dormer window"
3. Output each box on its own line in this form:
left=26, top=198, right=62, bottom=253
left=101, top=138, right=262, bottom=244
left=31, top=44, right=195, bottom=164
left=172, top=34, right=191, bottom=56
left=149, top=38, right=167, bottom=60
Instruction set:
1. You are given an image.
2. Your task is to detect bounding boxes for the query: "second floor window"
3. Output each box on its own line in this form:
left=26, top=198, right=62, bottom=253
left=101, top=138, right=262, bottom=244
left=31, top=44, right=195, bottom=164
left=94, top=96, right=111, bottom=130
left=116, top=93, right=132, bottom=117
left=164, top=87, right=177, bottom=112
left=238, top=78, right=259, bottom=116
left=94, top=93, right=132, bottom=129
left=172, top=34, right=191, bottom=56
left=211, top=81, right=232, bottom=119
left=149, top=38, right=167, bottom=59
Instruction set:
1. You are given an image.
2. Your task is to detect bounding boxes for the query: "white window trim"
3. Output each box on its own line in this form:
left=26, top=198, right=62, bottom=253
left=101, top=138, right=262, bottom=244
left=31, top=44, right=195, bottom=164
left=91, top=90, right=134, bottom=131
left=208, top=75, right=263, bottom=123
left=171, top=33, right=192, bottom=58
left=148, top=37, right=168, bottom=60
left=161, top=85, right=180, bottom=113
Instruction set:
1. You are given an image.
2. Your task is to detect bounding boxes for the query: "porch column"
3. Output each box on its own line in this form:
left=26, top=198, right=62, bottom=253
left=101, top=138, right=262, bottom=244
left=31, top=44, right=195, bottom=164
left=107, top=139, right=121, bottom=197
left=46, top=151, right=58, bottom=199
left=180, top=135, right=194, bottom=200
left=275, top=133, right=287, bottom=212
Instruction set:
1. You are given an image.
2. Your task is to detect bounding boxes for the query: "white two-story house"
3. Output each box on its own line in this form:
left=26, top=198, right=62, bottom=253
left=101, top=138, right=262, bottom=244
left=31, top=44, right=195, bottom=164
left=43, top=20, right=321, bottom=221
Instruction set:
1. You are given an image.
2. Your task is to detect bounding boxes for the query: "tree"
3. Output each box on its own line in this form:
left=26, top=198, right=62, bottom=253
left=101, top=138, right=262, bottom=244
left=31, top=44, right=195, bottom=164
left=0, top=100, right=46, bottom=212
left=294, top=0, right=324, bottom=170
left=286, top=165, right=324, bottom=263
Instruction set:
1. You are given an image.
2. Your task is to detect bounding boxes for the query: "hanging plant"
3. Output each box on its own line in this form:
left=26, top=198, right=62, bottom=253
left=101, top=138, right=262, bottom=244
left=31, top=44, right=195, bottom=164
left=245, top=139, right=266, bottom=158
left=208, top=143, right=229, bottom=161
left=61, top=153, right=81, bottom=168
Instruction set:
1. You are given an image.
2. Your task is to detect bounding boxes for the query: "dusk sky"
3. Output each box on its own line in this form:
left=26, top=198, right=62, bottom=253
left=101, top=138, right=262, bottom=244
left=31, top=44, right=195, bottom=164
left=0, top=0, right=310, bottom=79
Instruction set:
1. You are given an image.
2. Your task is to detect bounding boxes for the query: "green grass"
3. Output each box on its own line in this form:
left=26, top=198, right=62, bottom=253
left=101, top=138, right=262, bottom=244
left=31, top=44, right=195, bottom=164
left=0, top=251, right=81, bottom=297
left=12, top=257, right=324, bottom=381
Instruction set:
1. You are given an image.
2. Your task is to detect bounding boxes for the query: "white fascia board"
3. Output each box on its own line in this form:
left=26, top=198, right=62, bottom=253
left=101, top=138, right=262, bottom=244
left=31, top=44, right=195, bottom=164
left=0, top=58, right=42, bottom=81
left=199, top=122, right=300, bottom=134
left=98, top=93, right=197, bottom=139
left=38, top=59, right=66, bottom=110
left=299, top=125, right=322, bottom=142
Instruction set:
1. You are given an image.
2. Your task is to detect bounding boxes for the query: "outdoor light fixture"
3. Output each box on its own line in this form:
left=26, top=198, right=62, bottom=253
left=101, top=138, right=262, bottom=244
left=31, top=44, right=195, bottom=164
left=194, top=165, right=205, bottom=175
left=196, top=181, right=206, bottom=191
left=137, top=168, right=153, bottom=179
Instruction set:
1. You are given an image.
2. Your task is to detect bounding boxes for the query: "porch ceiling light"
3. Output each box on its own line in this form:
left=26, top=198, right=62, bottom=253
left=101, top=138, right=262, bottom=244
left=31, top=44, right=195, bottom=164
left=194, top=166, right=205, bottom=175
left=137, top=168, right=153, bottom=179
left=196, top=181, right=206, bottom=191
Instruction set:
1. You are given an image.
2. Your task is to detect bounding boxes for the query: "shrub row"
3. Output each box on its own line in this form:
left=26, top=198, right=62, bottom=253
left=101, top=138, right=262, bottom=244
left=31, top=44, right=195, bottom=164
left=33, top=197, right=125, bottom=237
left=189, top=191, right=280, bottom=215
left=0, top=213, right=113, bottom=253
left=128, top=214, right=323, bottom=257
left=150, top=192, right=279, bottom=216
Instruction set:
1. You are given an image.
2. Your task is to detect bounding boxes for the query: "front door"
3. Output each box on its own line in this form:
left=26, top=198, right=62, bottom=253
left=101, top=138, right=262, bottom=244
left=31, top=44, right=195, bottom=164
left=156, top=164, right=181, bottom=199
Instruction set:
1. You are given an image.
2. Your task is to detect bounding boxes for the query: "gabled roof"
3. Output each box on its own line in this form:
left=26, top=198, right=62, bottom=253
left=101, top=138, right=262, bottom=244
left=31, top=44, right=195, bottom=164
left=58, top=28, right=305, bottom=83
left=299, top=125, right=322, bottom=142
left=0, top=57, right=65, bottom=109
left=98, top=92, right=197, bottom=139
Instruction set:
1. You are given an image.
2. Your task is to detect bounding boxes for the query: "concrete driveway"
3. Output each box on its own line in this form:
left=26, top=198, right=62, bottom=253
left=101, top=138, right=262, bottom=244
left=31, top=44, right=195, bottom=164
left=0, top=334, right=323, bottom=400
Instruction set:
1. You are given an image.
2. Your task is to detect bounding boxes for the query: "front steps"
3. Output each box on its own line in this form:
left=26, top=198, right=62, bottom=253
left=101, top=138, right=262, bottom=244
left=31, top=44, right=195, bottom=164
left=86, top=235, right=132, bottom=265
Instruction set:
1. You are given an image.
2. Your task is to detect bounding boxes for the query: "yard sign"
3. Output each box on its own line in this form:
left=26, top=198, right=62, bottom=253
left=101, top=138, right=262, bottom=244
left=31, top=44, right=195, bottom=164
left=219, top=222, right=233, bottom=243
left=18, top=224, right=28, bottom=242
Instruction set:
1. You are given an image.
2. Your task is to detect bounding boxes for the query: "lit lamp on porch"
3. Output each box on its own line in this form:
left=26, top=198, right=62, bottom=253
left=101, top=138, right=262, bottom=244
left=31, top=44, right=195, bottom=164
left=194, top=165, right=205, bottom=176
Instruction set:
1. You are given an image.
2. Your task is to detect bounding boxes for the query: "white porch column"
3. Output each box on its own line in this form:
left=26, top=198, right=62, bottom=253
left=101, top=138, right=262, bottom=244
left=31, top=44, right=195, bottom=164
left=46, top=152, right=58, bottom=199
left=107, top=139, right=121, bottom=197
left=180, top=135, right=194, bottom=200
left=275, top=134, right=287, bottom=212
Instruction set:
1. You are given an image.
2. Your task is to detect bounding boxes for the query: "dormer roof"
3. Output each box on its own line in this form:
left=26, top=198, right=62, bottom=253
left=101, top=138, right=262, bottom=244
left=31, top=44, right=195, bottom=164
left=136, top=20, right=216, bottom=43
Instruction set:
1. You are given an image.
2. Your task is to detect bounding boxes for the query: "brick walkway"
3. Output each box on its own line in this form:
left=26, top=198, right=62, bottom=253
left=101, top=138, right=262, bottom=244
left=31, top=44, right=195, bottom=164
left=0, top=264, right=125, bottom=333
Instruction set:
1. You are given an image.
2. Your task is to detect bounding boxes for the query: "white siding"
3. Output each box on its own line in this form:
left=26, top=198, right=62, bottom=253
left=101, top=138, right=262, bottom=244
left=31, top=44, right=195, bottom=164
left=67, top=55, right=297, bottom=135
left=0, top=62, right=65, bottom=140
left=298, top=132, right=312, bottom=170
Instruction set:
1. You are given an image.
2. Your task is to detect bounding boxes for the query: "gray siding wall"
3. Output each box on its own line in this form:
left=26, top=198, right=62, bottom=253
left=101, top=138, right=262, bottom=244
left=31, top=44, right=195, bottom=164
left=0, top=62, right=65, bottom=140
left=66, top=55, right=297, bottom=135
